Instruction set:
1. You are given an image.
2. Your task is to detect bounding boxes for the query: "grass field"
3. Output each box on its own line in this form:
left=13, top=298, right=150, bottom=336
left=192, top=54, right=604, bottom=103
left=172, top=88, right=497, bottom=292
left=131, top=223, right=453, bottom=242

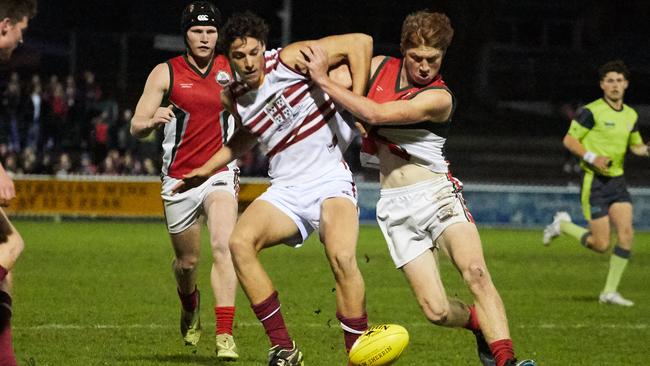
left=9, top=220, right=650, bottom=365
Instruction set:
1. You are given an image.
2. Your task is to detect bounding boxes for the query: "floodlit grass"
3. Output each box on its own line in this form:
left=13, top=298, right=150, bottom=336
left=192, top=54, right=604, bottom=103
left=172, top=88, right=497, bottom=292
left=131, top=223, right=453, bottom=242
left=10, top=220, right=650, bottom=365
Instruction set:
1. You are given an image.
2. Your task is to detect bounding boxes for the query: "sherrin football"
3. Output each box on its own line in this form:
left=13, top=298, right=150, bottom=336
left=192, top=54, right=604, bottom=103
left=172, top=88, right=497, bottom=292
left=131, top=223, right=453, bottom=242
left=349, top=324, right=409, bottom=366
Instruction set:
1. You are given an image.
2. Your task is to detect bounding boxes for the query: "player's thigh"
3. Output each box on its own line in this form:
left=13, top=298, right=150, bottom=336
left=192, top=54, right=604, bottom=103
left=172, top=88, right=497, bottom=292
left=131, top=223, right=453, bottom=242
left=609, top=201, right=634, bottom=247
left=438, top=222, right=491, bottom=280
left=203, top=189, right=238, bottom=249
left=233, top=199, right=301, bottom=252
left=319, top=196, right=359, bottom=253
left=401, top=249, right=448, bottom=308
left=169, top=220, right=202, bottom=260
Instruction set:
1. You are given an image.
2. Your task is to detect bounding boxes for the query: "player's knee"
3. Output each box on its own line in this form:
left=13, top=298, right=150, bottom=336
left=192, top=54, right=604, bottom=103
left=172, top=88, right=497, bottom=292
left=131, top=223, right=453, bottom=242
left=329, top=251, right=359, bottom=279
left=463, top=263, right=492, bottom=294
left=228, top=232, right=258, bottom=261
left=174, top=255, right=198, bottom=273
left=590, top=236, right=610, bottom=253
left=421, top=300, right=449, bottom=325
left=9, top=232, right=24, bottom=260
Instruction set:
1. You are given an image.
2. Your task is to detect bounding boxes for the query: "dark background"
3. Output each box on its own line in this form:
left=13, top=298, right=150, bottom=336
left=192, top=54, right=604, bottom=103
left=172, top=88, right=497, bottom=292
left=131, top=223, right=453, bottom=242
left=3, top=0, right=650, bottom=184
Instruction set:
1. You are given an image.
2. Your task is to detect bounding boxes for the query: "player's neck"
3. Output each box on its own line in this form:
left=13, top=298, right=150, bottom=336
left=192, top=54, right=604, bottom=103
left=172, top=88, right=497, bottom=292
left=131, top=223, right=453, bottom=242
left=186, top=52, right=213, bottom=72
left=603, top=96, right=623, bottom=110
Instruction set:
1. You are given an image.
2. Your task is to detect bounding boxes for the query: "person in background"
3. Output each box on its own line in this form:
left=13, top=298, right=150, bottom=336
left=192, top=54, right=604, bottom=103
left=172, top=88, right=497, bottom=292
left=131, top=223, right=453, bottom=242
left=0, top=1, right=37, bottom=364
left=544, top=60, right=649, bottom=307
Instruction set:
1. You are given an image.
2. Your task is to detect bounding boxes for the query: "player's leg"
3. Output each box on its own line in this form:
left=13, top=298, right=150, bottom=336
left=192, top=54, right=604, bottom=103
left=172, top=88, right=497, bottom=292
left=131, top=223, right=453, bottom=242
left=585, top=215, right=611, bottom=253
left=170, top=222, right=204, bottom=346
left=440, top=222, right=521, bottom=366
left=0, top=210, right=23, bottom=366
left=600, top=201, right=634, bottom=306
left=320, top=196, right=367, bottom=352
left=203, top=189, right=239, bottom=359
left=229, top=199, right=303, bottom=357
left=401, top=249, right=469, bottom=327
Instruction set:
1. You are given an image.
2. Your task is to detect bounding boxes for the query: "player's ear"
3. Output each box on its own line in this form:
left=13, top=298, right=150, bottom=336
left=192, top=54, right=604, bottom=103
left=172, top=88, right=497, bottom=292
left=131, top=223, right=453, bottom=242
left=0, top=18, right=11, bottom=34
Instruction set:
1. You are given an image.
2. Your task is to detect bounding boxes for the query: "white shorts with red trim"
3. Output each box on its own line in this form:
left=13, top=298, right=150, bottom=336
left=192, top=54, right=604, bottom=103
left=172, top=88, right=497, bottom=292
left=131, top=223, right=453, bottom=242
left=376, top=175, right=474, bottom=268
left=257, top=166, right=357, bottom=246
left=161, top=169, right=239, bottom=234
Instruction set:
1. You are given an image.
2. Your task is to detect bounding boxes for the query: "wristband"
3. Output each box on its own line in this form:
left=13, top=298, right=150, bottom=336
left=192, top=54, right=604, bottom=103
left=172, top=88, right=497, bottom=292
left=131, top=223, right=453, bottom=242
left=583, top=151, right=597, bottom=164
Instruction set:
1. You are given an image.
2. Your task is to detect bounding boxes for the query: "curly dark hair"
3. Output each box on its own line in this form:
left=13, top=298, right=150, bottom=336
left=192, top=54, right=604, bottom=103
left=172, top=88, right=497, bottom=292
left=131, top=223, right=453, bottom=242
left=0, top=0, right=37, bottom=22
left=217, top=11, right=269, bottom=55
left=598, top=60, right=629, bottom=80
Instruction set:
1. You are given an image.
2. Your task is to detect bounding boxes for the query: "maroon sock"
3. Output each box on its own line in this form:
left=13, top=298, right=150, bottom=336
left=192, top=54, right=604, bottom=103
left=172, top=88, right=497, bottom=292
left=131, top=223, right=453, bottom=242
left=489, top=339, right=515, bottom=366
left=463, top=304, right=481, bottom=332
left=0, top=291, right=16, bottom=366
left=215, top=306, right=235, bottom=335
left=336, top=312, right=368, bottom=352
left=0, top=265, right=7, bottom=283
left=251, top=291, right=293, bottom=349
left=177, top=287, right=199, bottom=312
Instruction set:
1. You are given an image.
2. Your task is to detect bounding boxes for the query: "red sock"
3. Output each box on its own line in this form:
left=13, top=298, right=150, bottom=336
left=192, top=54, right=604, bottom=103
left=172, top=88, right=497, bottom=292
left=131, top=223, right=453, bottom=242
left=0, top=265, right=7, bottom=283
left=489, top=338, right=515, bottom=366
left=215, top=306, right=235, bottom=335
left=251, top=291, right=292, bottom=349
left=463, top=304, right=481, bottom=332
left=0, top=291, right=16, bottom=366
left=336, top=312, right=368, bottom=352
left=177, top=287, right=199, bottom=312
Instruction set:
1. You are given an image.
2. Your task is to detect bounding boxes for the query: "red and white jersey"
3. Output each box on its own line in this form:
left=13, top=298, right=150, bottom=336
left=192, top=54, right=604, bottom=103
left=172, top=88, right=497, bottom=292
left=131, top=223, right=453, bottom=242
left=364, top=57, right=455, bottom=174
left=161, top=54, right=236, bottom=178
left=232, top=49, right=356, bottom=185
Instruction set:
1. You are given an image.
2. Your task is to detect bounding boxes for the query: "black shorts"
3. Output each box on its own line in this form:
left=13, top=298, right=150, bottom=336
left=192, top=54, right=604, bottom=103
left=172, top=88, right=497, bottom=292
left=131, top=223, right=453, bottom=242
left=580, top=172, right=631, bottom=220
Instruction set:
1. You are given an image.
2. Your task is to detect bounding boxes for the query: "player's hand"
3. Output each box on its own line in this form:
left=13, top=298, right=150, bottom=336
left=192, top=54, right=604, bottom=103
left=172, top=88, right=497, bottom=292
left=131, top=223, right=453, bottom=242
left=355, top=121, right=368, bottom=138
left=296, top=44, right=329, bottom=84
left=223, top=80, right=251, bottom=101
left=170, top=167, right=212, bottom=195
left=0, top=169, right=16, bottom=207
left=150, top=105, right=175, bottom=129
left=593, top=155, right=611, bottom=172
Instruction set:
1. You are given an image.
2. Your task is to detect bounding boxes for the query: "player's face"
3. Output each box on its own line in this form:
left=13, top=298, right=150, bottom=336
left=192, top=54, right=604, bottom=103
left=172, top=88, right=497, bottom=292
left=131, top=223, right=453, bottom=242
left=186, top=25, right=218, bottom=59
left=0, top=16, right=29, bottom=61
left=402, top=45, right=443, bottom=86
left=228, top=36, right=266, bottom=89
left=600, top=71, right=628, bottom=103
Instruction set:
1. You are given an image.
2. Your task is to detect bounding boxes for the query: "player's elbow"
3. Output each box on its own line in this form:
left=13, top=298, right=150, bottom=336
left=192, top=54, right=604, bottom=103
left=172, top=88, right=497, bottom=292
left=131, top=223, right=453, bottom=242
left=355, top=33, right=373, bottom=52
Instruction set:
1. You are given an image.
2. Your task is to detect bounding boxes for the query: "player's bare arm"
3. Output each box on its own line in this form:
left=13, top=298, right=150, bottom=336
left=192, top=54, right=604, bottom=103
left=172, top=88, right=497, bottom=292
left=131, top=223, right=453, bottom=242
left=130, top=63, right=174, bottom=138
left=282, top=33, right=372, bottom=96
left=630, top=142, right=650, bottom=157
left=300, top=45, right=451, bottom=126
left=563, top=133, right=611, bottom=171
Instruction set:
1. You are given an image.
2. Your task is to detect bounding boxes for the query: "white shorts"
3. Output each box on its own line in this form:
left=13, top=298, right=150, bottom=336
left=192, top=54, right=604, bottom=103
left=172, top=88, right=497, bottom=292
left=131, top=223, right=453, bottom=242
left=376, top=176, right=474, bottom=268
left=161, top=169, right=240, bottom=234
left=257, top=167, right=357, bottom=246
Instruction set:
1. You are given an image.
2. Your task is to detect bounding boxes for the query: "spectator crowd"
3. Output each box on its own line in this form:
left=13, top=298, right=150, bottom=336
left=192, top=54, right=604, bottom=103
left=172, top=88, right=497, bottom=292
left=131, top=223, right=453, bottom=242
left=0, top=70, right=270, bottom=177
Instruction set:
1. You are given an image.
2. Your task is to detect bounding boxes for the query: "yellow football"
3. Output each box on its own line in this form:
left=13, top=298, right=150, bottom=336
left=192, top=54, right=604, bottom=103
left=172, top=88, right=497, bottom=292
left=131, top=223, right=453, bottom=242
left=349, top=324, right=409, bottom=366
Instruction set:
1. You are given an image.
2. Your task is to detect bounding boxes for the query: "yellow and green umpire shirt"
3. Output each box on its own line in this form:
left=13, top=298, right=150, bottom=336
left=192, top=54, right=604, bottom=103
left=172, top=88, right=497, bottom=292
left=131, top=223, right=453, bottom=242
left=567, top=98, right=643, bottom=177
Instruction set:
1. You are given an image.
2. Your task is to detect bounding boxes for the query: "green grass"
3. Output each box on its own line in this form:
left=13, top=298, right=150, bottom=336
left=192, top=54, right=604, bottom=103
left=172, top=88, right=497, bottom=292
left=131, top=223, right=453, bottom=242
left=9, top=220, right=650, bottom=365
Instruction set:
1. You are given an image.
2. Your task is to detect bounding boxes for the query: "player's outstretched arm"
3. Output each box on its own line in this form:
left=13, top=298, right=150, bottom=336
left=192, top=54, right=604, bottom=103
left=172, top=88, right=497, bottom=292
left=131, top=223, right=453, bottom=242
left=171, top=128, right=257, bottom=194
left=298, top=45, right=451, bottom=126
left=281, top=33, right=372, bottom=97
left=130, top=63, right=173, bottom=138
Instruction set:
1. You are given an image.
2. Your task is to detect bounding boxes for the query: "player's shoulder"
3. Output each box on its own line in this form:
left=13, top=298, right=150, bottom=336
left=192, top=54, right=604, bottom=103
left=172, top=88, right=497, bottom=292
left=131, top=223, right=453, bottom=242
left=623, top=103, right=638, bottom=118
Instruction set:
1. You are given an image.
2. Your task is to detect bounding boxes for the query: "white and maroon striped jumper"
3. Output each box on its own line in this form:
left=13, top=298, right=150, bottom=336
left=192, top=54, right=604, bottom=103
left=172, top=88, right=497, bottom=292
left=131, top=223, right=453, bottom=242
left=232, top=49, right=356, bottom=185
